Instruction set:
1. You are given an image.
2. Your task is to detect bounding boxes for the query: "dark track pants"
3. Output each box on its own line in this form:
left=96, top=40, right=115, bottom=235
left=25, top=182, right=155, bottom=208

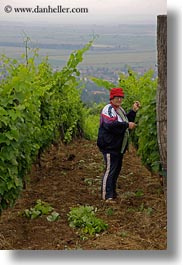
left=102, top=153, right=123, bottom=200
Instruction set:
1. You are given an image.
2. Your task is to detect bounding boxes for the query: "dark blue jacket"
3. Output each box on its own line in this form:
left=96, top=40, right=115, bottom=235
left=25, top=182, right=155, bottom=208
left=97, top=103, right=136, bottom=154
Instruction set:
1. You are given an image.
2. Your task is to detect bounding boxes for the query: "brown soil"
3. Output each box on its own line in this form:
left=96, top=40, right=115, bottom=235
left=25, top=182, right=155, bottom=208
left=0, top=139, right=167, bottom=250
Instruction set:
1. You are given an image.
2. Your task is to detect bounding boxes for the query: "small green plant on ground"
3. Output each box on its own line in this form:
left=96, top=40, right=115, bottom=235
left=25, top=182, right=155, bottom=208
left=84, top=178, right=94, bottom=186
left=67, top=205, right=108, bottom=236
left=138, top=203, right=153, bottom=216
left=127, top=203, right=153, bottom=216
left=105, top=207, right=114, bottom=216
left=21, top=199, right=60, bottom=221
left=46, top=211, right=60, bottom=222
left=119, top=230, right=128, bottom=238
left=135, top=189, right=144, bottom=197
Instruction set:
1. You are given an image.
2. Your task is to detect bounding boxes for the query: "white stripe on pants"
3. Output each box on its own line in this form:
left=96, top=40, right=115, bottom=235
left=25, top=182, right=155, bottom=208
left=102, top=153, right=110, bottom=200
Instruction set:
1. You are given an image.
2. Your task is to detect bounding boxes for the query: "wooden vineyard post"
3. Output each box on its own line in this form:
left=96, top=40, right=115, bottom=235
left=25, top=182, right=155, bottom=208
left=157, top=15, right=167, bottom=198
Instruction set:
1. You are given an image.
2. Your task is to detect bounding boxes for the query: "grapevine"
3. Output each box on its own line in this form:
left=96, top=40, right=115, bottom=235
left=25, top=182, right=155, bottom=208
left=0, top=41, right=92, bottom=213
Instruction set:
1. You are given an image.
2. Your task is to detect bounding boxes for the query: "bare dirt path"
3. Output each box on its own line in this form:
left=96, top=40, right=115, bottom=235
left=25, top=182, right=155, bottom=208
left=0, top=139, right=167, bottom=250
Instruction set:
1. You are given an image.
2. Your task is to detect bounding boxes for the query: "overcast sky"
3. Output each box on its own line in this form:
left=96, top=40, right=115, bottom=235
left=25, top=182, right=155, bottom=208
left=0, top=0, right=167, bottom=24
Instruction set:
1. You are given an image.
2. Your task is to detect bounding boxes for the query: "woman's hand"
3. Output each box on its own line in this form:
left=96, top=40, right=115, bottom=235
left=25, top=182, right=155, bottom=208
left=132, top=101, right=141, bottom=112
left=128, top=122, right=136, bottom=130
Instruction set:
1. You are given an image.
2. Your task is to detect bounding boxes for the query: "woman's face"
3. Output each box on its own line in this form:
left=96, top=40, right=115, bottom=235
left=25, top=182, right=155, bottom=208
left=111, top=96, right=123, bottom=107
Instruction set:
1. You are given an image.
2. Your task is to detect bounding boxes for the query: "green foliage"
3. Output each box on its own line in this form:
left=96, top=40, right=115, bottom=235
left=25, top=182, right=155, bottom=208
left=21, top=199, right=59, bottom=220
left=90, top=77, right=115, bottom=90
left=118, top=69, right=160, bottom=171
left=68, top=205, right=108, bottom=235
left=46, top=211, right=60, bottom=222
left=135, top=189, right=144, bottom=197
left=82, top=110, right=99, bottom=140
left=82, top=103, right=104, bottom=140
left=138, top=203, right=153, bottom=216
left=0, top=41, right=92, bottom=213
left=105, top=207, right=114, bottom=216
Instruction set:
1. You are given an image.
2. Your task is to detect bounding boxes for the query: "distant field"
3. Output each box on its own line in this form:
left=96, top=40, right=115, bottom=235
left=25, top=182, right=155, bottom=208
left=0, top=22, right=157, bottom=70
left=79, top=50, right=156, bottom=68
left=0, top=46, right=156, bottom=70
left=49, top=50, right=156, bottom=69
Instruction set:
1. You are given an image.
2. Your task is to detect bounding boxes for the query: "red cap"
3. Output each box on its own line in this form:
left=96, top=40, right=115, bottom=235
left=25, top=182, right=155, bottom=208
left=110, top=87, right=124, bottom=99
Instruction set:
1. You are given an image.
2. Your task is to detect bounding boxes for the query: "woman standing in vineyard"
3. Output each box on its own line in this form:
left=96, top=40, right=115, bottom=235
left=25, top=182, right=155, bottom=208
left=97, top=87, right=140, bottom=203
